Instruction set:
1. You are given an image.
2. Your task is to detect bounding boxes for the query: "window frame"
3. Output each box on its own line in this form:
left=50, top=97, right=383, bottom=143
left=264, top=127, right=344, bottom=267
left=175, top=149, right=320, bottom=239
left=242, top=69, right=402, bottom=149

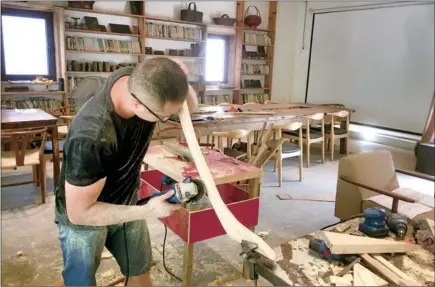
left=205, top=34, right=230, bottom=85
left=1, top=8, right=57, bottom=81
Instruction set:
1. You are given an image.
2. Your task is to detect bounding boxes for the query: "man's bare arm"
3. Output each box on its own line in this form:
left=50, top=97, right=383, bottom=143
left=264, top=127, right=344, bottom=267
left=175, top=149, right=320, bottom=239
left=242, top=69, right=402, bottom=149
left=65, top=178, right=179, bottom=226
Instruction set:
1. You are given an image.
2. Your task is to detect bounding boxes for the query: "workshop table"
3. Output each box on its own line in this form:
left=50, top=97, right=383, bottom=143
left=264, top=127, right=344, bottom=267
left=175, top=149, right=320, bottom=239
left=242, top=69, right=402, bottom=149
left=141, top=144, right=263, bottom=286
left=158, top=103, right=354, bottom=155
left=263, top=218, right=434, bottom=286
left=1, top=109, right=60, bottom=189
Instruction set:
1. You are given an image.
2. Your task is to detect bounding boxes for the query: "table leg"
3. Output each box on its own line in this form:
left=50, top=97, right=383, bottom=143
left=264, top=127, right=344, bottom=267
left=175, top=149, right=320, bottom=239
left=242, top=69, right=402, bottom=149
left=340, top=137, right=348, bottom=155
left=51, top=126, right=60, bottom=189
left=182, top=243, right=194, bottom=286
left=243, top=177, right=260, bottom=279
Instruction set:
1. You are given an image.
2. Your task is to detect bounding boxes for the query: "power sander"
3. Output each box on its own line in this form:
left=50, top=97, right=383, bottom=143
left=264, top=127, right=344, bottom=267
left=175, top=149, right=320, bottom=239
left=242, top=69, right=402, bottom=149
left=137, top=176, right=206, bottom=205
left=358, top=207, right=408, bottom=239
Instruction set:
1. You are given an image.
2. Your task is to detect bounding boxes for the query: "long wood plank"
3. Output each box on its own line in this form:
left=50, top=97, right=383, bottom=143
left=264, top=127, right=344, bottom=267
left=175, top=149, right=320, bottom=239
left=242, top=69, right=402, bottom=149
left=178, top=101, right=276, bottom=260
left=320, top=231, right=419, bottom=254
left=353, top=263, right=388, bottom=286
left=373, top=255, right=421, bottom=286
left=361, top=254, right=411, bottom=286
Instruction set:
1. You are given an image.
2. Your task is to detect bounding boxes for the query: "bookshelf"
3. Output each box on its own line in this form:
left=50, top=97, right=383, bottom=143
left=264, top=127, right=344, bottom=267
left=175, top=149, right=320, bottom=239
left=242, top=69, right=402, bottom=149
left=1, top=1, right=278, bottom=113
left=144, top=14, right=208, bottom=104
left=234, top=1, right=277, bottom=104
left=62, top=4, right=147, bottom=113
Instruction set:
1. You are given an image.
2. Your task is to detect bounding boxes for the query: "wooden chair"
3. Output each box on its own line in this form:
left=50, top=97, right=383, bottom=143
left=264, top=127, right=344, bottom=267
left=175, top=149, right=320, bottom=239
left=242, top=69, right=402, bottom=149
left=1, top=127, right=48, bottom=203
left=283, top=113, right=325, bottom=167
left=269, top=121, right=303, bottom=186
left=323, top=110, right=350, bottom=161
left=212, top=129, right=252, bottom=160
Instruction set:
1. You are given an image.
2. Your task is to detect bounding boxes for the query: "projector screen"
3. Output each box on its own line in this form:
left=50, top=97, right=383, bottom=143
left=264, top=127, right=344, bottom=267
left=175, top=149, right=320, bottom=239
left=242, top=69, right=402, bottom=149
left=306, top=3, right=434, bottom=134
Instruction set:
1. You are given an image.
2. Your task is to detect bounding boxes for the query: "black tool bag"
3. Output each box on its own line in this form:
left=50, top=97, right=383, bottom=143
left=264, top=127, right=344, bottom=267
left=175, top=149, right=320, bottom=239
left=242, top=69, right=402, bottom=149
left=180, top=2, right=203, bottom=23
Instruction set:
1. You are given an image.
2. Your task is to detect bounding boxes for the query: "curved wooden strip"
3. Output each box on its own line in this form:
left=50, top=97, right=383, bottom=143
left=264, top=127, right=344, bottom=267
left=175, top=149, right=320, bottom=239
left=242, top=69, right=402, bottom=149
left=178, top=101, right=276, bottom=260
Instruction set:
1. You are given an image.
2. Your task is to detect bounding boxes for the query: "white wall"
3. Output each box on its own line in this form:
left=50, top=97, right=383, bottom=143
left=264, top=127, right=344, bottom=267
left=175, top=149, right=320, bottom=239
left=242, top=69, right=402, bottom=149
left=284, top=0, right=421, bottom=102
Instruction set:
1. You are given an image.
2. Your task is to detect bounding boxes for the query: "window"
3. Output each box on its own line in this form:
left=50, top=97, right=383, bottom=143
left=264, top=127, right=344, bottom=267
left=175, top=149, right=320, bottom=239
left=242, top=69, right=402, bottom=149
left=1, top=8, right=56, bottom=81
left=205, top=34, right=230, bottom=84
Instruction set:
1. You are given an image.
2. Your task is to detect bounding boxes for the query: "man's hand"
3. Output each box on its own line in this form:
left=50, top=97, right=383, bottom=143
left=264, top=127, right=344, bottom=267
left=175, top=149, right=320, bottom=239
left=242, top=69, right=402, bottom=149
left=147, top=190, right=181, bottom=218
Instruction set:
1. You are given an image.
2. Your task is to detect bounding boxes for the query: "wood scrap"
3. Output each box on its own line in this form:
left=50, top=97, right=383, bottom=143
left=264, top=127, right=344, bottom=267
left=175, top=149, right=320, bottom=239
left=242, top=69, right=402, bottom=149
left=335, top=257, right=360, bottom=276
left=373, top=255, right=421, bottom=286
left=353, top=263, right=388, bottom=286
left=320, top=231, right=419, bottom=254
left=330, top=274, right=352, bottom=286
left=178, top=101, right=276, bottom=260
left=361, top=254, right=411, bottom=286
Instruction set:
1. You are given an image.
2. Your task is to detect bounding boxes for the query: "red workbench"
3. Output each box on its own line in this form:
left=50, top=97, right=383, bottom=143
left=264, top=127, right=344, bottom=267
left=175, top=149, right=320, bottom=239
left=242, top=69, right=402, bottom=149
left=141, top=144, right=263, bottom=285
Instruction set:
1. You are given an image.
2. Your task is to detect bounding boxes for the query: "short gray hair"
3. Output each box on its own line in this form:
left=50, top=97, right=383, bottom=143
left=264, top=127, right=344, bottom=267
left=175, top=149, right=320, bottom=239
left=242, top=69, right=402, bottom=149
left=128, top=58, right=188, bottom=110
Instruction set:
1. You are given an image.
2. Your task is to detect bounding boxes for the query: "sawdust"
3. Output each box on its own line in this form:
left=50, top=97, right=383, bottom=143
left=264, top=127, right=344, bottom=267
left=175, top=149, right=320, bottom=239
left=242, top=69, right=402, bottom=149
left=207, top=271, right=241, bottom=286
left=277, top=259, right=312, bottom=286
left=399, top=254, right=435, bottom=283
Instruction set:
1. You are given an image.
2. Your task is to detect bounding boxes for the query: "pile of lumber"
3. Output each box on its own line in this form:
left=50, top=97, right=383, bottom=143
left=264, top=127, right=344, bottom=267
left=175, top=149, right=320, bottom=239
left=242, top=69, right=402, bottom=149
left=318, top=231, right=423, bottom=286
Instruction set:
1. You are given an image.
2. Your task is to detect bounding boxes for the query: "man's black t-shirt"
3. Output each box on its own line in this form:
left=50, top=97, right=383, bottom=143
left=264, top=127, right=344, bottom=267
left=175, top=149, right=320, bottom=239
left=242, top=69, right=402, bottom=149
left=55, top=67, right=156, bottom=225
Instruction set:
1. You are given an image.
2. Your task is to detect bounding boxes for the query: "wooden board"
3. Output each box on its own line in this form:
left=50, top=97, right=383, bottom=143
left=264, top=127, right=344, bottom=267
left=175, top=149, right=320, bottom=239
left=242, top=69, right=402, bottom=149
left=353, top=263, right=388, bottom=286
left=178, top=101, right=276, bottom=260
left=372, top=255, right=421, bottom=286
left=320, top=231, right=420, bottom=254
left=361, top=254, right=410, bottom=286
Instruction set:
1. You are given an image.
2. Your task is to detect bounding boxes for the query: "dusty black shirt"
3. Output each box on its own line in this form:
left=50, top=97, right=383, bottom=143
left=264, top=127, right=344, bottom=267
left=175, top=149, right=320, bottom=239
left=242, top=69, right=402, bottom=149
left=55, top=67, right=156, bottom=225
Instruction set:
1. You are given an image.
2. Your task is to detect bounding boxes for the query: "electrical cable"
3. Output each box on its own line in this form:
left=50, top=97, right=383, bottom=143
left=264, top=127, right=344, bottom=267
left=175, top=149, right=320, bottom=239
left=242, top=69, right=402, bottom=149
left=123, top=223, right=129, bottom=286
left=160, top=182, right=182, bottom=282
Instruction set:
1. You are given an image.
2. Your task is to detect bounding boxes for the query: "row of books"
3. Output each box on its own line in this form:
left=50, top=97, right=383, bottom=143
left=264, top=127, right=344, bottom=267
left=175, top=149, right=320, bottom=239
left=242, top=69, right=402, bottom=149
left=199, top=94, right=233, bottom=105
left=244, top=32, right=273, bottom=46
left=1, top=98, right=64, bottom=114
left=242, top=64, right=270, bottom=75
left=242, top=93, right=267, bottom=104
left=66, top=36, right=142, bottom=54
left=146, top=22, right=204, bottom=41
left=185, top=62, right=204, bottom=76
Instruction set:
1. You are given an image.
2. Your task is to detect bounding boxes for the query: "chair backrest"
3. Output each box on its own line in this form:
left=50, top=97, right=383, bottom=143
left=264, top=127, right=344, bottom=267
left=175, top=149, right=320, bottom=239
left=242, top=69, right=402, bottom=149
left=335, top=150, right=400, bottom=219
left=325, top=110, right=350, bottom=129
left=304, top=112, right=324, bottom=121
left=212, top=129, right=251, bottom=140
left=273, top=121, right=303, bottom=131
left=1, top=127, right=48, bottom=166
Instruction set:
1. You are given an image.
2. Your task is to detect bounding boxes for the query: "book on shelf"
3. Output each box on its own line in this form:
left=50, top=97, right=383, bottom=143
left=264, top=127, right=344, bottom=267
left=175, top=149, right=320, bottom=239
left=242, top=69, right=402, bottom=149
left=200, top=94, right=233, bottom=105
left=185, top=62, right=204, bottom=75
left=244, top=32, right=272, bottom=46
left=242, top=63, right=270, bottom=75
left=66, top=36, right=141, bottom=54
left=242, top=93, right=267, bottom=104
left=146, top=22, right=204, bottom=41
left=1, top=98, right=63, bottom=114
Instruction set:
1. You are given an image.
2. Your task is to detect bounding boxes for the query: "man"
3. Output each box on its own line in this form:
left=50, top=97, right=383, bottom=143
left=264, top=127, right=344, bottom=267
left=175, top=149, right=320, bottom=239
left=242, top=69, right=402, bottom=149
left=54, top=58, right=198, bottom=286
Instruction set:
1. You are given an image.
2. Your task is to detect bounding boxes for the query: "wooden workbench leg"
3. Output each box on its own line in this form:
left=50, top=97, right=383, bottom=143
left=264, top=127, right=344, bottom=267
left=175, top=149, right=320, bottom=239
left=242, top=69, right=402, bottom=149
left=51, top=126, right=60, bottom=189
left=182, top=243, right=194, bottom=286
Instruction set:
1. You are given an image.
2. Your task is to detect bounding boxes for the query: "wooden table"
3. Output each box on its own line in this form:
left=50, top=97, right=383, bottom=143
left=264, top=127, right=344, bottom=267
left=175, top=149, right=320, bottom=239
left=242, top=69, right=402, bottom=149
left=1, top=109, right=60, bottom=189
left=143, top=144, right=263, bottom=286
left=265, top=218, right=434, bottom=286
left=161, top=103, right=354, bottom=154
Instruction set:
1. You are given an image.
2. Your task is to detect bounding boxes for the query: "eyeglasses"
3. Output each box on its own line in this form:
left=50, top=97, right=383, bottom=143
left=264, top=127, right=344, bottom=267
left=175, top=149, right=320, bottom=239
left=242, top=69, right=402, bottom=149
left=130, top=93, right=172, bottom=122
